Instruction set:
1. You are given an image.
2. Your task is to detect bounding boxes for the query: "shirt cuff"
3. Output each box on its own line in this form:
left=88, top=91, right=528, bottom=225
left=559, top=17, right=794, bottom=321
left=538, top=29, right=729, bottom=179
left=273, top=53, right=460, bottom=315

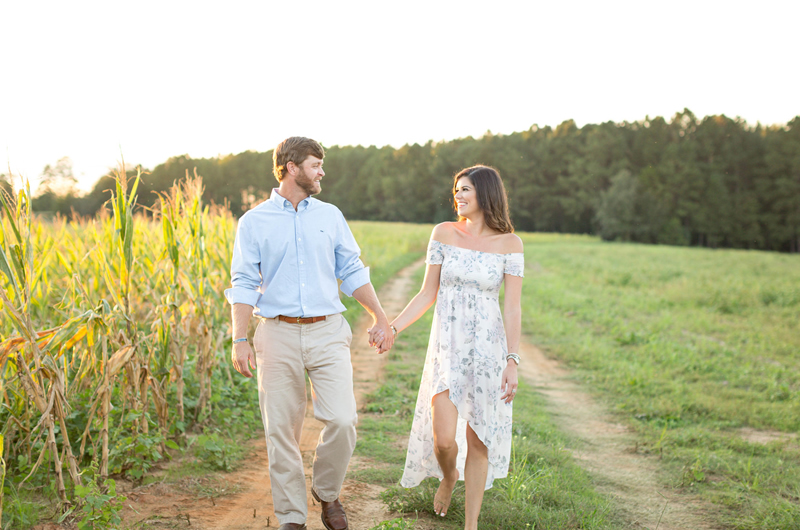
left=339, top=267, right=370, bottom=297
left=224, top=286, right=261, bottom=307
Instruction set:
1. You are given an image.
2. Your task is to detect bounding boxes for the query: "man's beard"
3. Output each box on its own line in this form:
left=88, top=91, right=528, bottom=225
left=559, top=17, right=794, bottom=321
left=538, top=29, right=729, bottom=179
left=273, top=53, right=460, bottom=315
left=296, top=167, right=321, bottom=196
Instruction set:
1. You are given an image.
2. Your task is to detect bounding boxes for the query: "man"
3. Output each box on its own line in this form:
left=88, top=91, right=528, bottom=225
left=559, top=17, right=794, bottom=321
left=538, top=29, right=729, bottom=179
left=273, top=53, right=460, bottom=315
left=225, top=137, right=394, bottom=530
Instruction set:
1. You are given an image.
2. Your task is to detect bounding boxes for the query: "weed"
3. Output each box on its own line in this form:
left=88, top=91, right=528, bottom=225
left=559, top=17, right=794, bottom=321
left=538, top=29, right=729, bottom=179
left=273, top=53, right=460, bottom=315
left=1, top=482, right=46, bottom=529
left=369, top=517, right=417, bottom=529
left=72, top=462, right=126, bottom=529
left=190, top=432, right=239, bottom=472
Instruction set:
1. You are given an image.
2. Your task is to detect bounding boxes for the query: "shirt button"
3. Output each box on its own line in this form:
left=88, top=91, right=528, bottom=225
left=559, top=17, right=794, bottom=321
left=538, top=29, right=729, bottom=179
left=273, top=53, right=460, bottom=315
left=298, top=238, right=302, bottom=241
left=300, top=261, right=303, bottom=264
left=302, top=283, right=305, bottom=287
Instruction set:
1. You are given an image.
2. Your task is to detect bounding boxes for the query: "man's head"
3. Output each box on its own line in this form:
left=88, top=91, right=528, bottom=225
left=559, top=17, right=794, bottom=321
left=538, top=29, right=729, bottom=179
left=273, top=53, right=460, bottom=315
left=273, top=137, right=325, bottom=183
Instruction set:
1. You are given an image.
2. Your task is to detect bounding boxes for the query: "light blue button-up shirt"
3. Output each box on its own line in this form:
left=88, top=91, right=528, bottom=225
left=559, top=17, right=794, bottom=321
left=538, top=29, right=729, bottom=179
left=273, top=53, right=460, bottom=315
left=224, top=189, right=370, bottom=318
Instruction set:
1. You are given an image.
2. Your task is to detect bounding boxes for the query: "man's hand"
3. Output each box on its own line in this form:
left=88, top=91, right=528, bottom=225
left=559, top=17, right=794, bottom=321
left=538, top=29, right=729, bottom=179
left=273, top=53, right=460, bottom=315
left=368, top=319, right=394, bottom=354
left=232, top=341, right=256, bottom=378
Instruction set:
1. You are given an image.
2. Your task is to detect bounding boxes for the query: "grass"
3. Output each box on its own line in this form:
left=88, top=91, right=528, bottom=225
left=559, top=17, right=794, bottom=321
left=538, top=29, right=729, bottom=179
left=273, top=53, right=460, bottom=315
left=354, top=263, right=618, bottom=529
left=517, top=234, right=800, bottom=529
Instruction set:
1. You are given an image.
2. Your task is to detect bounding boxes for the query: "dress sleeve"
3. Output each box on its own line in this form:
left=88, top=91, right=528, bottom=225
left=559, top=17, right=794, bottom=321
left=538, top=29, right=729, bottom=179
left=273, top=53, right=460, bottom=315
left=426, top=240, right=445, bottom=265
left=504, top=253, right=524, bottom=277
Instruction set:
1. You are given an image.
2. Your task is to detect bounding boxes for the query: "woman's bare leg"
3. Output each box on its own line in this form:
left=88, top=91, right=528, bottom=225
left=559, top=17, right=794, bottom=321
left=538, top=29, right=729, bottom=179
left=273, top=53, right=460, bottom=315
left=431, top=390, right=459, bottom=516
left=464, top=423, right=488, bottom=530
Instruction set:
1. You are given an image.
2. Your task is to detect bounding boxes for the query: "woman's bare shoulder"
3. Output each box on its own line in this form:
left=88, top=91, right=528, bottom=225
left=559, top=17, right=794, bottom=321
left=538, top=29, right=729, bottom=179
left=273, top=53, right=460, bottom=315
left=501, top=233, right=524, bottom=253
left=431, top=222, right=459, bottom=243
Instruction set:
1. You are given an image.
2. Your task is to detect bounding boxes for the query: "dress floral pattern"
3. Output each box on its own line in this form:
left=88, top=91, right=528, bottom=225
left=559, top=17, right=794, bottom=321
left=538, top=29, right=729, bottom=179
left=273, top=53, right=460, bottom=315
left=400, top=239, right=524, bottom=490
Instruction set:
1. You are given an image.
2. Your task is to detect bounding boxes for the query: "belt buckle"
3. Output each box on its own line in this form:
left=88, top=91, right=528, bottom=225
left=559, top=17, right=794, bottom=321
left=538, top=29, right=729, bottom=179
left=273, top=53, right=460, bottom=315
left=296, top=316, right=301, bottom=324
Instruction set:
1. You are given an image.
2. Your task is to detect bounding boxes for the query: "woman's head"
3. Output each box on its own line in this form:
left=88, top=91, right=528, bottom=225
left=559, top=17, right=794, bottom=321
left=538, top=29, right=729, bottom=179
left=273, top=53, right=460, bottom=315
left=453, top=165, right=513, bottom=234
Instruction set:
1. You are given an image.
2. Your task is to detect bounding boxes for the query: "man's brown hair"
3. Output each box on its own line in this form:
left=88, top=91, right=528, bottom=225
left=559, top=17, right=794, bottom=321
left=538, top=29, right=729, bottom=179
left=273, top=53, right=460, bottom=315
left=272, top=137, right=325, bottom=182
left=453, top=165, right=514, bottom=234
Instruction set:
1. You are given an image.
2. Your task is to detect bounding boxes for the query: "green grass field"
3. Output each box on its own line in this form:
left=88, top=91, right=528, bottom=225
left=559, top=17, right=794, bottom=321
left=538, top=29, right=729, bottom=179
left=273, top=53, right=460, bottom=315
left=517, top=234, right=800, bottom=529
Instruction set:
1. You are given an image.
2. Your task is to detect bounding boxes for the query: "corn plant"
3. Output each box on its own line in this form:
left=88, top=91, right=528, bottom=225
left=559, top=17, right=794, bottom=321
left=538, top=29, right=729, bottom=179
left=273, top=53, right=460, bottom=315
left=157, top=171, right=227, bottom=424
left=0, top=181, right=84, bottom=502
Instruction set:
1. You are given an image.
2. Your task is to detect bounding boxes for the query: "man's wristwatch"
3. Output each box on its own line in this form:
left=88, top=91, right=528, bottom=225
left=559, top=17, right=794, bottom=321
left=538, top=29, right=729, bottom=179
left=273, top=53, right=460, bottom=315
left=232, top=337, right=248, bottom=345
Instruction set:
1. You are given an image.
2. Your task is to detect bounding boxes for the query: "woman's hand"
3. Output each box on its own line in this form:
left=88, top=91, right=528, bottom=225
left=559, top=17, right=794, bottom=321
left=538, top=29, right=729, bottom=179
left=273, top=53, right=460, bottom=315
left=500, top=361, right=519, bottom=404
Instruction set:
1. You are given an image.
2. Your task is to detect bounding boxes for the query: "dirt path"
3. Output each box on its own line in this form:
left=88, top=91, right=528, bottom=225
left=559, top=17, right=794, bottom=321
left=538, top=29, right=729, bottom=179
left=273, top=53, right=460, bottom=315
left=120, top=258, right=424, bottom=530
left=518, top=342, right=719, bottom=530
left=121, top=258, right=718, bottom=530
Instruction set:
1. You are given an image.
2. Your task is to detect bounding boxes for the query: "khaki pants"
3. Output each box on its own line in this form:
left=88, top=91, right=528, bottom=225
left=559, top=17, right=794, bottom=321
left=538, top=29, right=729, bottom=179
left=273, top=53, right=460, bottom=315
left=253, top=313, right=357, bottom=526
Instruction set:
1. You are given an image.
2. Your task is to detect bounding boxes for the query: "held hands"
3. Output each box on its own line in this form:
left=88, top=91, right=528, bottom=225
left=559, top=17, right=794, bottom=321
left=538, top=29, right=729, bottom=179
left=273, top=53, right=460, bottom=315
left=232, top=341, right=256, bottom=378
left=367, top=319, right=395, bottom=354
left=500, top=361, right=519, bottom=404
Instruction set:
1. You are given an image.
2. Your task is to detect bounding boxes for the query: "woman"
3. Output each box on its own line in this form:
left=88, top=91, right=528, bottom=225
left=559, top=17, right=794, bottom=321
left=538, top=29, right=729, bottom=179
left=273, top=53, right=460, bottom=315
left=390, top=165, right=523, bottom=529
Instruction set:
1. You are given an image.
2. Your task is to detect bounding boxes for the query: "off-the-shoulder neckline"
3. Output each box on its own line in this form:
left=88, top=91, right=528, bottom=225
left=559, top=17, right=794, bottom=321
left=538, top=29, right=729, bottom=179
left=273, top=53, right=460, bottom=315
left=431, top=239, right=524, bottom=256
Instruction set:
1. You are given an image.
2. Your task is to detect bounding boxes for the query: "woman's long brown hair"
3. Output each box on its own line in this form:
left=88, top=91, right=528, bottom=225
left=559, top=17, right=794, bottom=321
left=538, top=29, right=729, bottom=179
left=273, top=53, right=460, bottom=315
left=453, top=165, right=514, bottom=234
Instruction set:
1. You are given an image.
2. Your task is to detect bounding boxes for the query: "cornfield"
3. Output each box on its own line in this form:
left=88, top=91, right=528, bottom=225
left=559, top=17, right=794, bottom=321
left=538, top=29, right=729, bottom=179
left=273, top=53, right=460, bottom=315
left=0, top=166, right=236, bottom=519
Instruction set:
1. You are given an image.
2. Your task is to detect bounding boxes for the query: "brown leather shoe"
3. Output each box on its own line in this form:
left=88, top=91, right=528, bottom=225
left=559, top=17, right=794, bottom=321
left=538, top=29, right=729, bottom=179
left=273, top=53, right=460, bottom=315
left=312, top=488, right=348, bottom=530
left=278, top=524, right=307, bottom=530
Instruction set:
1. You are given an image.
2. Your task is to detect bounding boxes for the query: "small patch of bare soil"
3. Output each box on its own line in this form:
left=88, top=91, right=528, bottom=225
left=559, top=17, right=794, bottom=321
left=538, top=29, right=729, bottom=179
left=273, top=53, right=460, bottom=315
left=518, top=342, right=721, bottom=530
left=738, top=427, right=797, bottom=446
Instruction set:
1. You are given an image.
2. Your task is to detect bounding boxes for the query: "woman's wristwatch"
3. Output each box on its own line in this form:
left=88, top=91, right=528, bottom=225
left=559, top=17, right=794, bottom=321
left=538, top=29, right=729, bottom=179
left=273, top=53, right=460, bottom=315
left=390, top=325, right=398, bottom=338
left=506, top=353, right=520, bottom=365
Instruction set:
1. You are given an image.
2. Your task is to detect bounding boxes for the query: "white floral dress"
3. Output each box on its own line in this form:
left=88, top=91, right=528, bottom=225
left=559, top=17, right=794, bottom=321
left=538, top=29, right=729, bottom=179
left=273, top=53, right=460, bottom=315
left=400, top=239, right=524, bottom=490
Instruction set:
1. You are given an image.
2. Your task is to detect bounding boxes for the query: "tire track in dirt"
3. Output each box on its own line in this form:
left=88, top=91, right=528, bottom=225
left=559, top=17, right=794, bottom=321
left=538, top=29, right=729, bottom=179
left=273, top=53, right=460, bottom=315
left=518, top=341, right=720, bottom=530
left=120, top=258, right=425, bottom=530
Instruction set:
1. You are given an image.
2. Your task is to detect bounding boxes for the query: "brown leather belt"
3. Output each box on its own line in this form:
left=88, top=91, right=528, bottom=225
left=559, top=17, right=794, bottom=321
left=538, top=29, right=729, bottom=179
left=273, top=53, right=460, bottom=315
left=277, top=315, right=327, bottom=324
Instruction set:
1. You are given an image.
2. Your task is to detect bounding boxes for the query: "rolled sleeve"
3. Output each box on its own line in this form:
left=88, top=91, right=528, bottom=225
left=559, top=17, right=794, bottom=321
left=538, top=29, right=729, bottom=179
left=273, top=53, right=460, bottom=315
left=226, top=215, right=262, bottom=307
left=334, top=211, right=370, bottom=297
left=340, top=267, right=371, bottom=297
left=224, top=286, right=261, bottom=307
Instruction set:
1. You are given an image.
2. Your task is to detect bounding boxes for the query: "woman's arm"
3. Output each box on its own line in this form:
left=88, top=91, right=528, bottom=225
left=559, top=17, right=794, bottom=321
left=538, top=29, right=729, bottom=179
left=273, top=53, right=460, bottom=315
left=503, top=274, right=523, bottom=355
left=391, top=263, right=441, bottom=333
left=500, top=271, right=523, bottom=404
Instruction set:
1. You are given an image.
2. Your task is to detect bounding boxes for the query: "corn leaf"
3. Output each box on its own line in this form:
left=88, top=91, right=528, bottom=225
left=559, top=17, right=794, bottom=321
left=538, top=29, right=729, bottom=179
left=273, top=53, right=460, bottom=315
left=0, top=192, right=23, bottom=248
left=0, top=244, right=21, bottom=300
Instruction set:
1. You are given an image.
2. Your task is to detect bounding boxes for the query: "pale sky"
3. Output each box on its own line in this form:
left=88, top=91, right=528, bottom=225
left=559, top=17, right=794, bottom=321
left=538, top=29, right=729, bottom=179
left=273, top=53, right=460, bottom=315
left=2, top=0, right=798, bottom=192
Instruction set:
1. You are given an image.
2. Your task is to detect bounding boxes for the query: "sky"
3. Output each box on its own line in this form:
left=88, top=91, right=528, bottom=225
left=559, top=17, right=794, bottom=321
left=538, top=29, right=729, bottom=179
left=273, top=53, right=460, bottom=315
left=2, top=0, right=799, bottom=192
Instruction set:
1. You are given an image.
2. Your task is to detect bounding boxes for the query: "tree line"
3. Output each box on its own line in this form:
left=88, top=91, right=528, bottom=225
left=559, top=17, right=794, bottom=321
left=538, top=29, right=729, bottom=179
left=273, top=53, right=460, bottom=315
left=8, top=108, right=800, bottom=252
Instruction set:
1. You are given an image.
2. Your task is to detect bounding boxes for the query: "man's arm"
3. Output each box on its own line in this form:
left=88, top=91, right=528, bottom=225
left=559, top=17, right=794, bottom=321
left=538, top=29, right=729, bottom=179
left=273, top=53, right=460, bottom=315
left=352, top=283, right=394, bottom=354
left=225, top=215, right=261, bottom=378
left=332, top=210, right=394, bottom=352
left=231, top=303, right=256, bottom=377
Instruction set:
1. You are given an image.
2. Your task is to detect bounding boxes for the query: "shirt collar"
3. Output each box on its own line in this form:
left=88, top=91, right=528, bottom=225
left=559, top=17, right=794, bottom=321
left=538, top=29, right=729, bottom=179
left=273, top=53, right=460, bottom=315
left=269, top=188, right=312, bottom=212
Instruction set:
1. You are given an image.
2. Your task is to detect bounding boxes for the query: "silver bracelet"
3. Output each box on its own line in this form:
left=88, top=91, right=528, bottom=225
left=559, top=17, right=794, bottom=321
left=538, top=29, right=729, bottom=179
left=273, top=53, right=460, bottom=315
left=232, top=337, right=248, bottom=344
left=506, top=353, right=520, bottom=365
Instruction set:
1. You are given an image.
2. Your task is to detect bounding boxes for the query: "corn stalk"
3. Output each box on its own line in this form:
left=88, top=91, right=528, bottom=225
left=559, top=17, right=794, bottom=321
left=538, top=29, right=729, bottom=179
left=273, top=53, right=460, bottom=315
left=157, top=181, right=188, bottom=428
left=1, top=433, right=5, bottom=524
left=158, top=171, right=218, bottom=423
left=95, top=164, right=147, bottom=442
left=181, top=175, right=214, bottom=421
left=0, top=181, right=83, bottom=503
